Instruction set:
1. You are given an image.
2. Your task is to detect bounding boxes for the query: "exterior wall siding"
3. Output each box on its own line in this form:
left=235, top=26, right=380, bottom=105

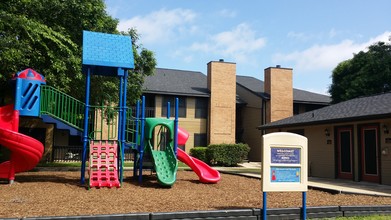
left=241, top=107, right=263, bottom=161
left=305, top=126, right=335, bottom=178
left=269, top=118, right=391, bottom=185
left=274, top=125, right=335, bottom=178
left=380, top=120, right=391, bottom=185
left=236, top=85, right=263, bottom=161
left=154, top=95, right=207, bottom=153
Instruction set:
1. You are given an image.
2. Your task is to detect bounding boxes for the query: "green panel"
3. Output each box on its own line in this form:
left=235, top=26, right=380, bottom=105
left=144, top=117, right=178, bottom=186
left=145, top=118, right=174, bottom=140
left=151, top=148, right=178, bottom=186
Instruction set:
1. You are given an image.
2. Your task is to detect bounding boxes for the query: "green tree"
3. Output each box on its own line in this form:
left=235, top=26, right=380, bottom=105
left=125, top=28, right=157, bottom=104
left=328, top=39, right=391, bottom=103
left=0, top=0, right=156, bottom=105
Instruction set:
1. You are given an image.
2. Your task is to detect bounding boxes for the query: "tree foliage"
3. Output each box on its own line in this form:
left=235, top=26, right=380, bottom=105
left=328, top=39, right=391, bottom=103
left=0, top=0, right=156, bottom=105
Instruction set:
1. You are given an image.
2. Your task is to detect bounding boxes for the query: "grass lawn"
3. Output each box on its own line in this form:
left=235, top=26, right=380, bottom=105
left=329, top=216, right=391, bottom=220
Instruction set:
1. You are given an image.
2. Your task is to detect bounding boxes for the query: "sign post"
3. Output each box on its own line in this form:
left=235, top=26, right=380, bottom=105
left=261, top=132, right=308, bottom=219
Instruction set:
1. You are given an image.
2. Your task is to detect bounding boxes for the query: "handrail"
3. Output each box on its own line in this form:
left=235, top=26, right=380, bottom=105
left=40, top=85, right=123, bottom=141
left=40, top=85, right=85, bottom=130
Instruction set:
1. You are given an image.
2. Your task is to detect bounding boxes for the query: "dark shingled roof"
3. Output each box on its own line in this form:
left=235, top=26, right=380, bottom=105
left=143, top=68, right=209, bottom=97
left=143, top=68, right=330, bottom=105
left=258, top=92, right=391, bottom=130
left=236, top=75, right=331, bottom=104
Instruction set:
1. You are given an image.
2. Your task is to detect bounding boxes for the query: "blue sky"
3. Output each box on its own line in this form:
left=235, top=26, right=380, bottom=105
left=105, top=0, right=391, bottom=95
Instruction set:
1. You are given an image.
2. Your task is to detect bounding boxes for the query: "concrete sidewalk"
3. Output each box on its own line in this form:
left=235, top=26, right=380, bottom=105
left=217, top=162, right=391, bottom=197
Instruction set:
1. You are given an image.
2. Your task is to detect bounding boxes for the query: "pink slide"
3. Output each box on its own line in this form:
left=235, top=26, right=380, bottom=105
left=177, top=127, right=220, bottom=183
left=0, top=104, right=44, bottom=182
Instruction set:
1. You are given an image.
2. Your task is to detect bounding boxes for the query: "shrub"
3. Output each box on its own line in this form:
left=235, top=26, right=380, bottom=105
left=206, top=143, right=250, bottom=166
left=189, top=147, right=208, bottom=162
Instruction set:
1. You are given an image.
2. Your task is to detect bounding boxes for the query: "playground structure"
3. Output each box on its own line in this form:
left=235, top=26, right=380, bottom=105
left=0, top=30, right=220, bottom=187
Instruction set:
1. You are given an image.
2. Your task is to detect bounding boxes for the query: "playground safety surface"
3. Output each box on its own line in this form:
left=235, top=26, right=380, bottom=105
left=1, top=171, right=391, bottom=219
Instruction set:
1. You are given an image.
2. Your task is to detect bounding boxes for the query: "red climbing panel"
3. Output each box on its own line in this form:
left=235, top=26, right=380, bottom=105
left=89, top=140, right=120, bottom=188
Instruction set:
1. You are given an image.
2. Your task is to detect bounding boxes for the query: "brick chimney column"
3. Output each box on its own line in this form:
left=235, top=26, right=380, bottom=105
left=207, top=60, right=236, bottom=144
left=264, top=66, right=293, bottom=123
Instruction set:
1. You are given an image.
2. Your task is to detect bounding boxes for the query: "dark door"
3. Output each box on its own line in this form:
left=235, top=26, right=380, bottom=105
left=360, top=125, right=380, bottom=183
left=337, top=127, right=353, bottom=180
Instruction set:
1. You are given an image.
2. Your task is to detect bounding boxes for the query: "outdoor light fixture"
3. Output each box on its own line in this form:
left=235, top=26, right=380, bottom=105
left=324, top=128, right=330, bottom=137
left=383, top=124, right=389, bottom=134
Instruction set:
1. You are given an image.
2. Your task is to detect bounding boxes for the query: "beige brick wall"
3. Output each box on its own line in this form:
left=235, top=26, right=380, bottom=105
left=207, top=61, right=236, bottom=145
left=264, top=67, right=293, bottom=123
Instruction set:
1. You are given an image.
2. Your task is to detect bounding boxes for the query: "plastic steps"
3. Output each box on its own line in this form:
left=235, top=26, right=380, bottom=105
left=89, top=140, right=120, bottom=188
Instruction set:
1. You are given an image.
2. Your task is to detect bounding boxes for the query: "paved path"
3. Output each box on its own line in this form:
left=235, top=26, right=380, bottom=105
left=216, top=162, right=391, bottom=197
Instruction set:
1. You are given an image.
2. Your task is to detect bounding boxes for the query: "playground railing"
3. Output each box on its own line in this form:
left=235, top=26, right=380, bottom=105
left=88, top=105, right=119, bottom=141
left=40, top=85, right=85, bottom=130
left=41, top=85, right=123, bottom=141
left=40, top=85, right=145, bottom=152
left=125, top=108, right=138, bottom=148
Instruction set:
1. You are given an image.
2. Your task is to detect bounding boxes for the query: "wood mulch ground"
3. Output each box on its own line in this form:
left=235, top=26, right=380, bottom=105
left=1, top=170, right=391, bottom=219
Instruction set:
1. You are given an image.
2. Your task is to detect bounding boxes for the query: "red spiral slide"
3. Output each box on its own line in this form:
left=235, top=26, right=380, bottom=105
left=0, top=104, right=44, bottom=182
left=177, top=127, right=220, bottom=183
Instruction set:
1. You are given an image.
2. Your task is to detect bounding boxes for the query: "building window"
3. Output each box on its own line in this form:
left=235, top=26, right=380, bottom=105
left=161, top=96, right=186, bottom=118
left=195, top=97, right=208, bottom=119
left=194, top=133, right=207, bottom=147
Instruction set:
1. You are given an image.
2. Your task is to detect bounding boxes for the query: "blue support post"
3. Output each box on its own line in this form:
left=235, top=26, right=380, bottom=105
left=121, top=70, right=128, bottom=163
left=133, top=100, right=140, bottom=177
left=81, top=68, right=91, bottom=184
left=117, top=70, right=124, bottom=183
left=120, top=70, right=128, bottom=183
left=138, top=96, right=146, bottom=183
left=14, top=78, right=22, bottom=111
left=174, top=98, right=179, bottom=156
left=167, top=102, right=170, bottom=119
left=263, top=192, right=267, bottom=220
left=166, top=102, right=170, bottom=152
left=302, top=192, right=307, bottom=220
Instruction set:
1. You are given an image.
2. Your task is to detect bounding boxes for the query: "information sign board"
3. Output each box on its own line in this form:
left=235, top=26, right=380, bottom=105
left=262, top=132, right=308, bottom=192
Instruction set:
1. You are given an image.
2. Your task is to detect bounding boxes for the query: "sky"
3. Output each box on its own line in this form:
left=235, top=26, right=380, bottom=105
left=104, top=0, right=391, bottom=95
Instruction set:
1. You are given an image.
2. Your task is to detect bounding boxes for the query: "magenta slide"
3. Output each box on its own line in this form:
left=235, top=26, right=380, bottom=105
left=177, top=148, right=220, bottom=183
left=0, top=105, right=44, bottom=182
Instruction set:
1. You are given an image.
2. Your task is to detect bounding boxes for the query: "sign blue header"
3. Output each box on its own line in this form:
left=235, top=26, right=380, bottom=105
left=271, top=147, right=300, bottom=164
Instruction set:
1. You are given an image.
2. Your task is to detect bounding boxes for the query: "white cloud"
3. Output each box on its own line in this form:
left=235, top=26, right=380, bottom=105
left=328, top=28, right=337, bottom=38
left=288, top=29, right=339, bottom=42
left=189, top=23, right=266, bottom=64
left=117, top=8, right=196, bottom=44
left=218, top=9, right=237, bottom=18
left=287, top=31, right=313, bottom=41
left=274, top=31, right=391, bottom=72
